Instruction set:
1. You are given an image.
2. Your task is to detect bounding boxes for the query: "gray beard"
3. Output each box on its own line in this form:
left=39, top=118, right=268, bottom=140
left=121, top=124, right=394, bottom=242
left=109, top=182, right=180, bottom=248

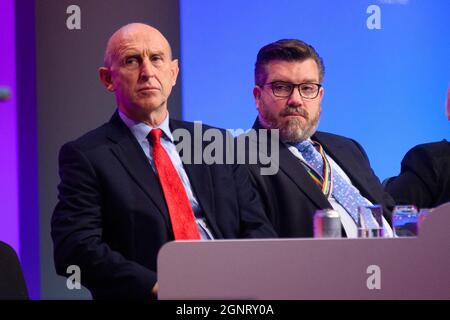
left=279, top=117, right=319, bottom=143
left=258, top=106, right=320, bottom=143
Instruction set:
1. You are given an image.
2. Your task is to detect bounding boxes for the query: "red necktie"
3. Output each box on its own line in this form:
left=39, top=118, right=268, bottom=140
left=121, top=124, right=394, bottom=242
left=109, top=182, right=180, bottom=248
left=149, top=129, right=200, bottom=240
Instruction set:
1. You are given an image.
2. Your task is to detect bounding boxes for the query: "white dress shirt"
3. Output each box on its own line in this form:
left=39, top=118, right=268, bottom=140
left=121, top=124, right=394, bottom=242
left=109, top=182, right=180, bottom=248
left=287, top=141, right=393, bottom=238
left=119, top=111, right=214, bottom=240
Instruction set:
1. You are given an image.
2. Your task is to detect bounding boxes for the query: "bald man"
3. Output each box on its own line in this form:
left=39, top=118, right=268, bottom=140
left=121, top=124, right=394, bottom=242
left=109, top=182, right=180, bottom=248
left=51, top=23, right=276, bottom=300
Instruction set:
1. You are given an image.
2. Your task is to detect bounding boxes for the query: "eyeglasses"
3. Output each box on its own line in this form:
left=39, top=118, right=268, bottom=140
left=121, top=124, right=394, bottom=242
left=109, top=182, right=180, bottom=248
left=263, top=81, right=322, bottom=99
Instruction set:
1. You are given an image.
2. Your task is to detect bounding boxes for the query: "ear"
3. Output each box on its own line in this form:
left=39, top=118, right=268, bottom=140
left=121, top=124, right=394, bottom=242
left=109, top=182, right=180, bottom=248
left=318, top=85, right=324, bottom=102
left=253, top=85, right=262, bottom=99
left=98, top=67, right=115, bottom=92
left=170, top=59, right=180, bottom=86
left=253, top=86, right=262, bottom=109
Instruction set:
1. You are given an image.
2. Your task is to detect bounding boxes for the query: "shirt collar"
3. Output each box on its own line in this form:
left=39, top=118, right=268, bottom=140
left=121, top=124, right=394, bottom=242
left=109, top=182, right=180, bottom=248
left=118, top=110, right=174, bottom=143
left=285, top=138, right=313, bottom=148
left=285, top=138, right=315, bottom=160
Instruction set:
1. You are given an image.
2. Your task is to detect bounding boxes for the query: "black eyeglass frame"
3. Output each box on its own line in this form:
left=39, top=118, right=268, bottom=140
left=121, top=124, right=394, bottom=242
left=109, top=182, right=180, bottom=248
left=263, top=81, right=322, bottom=99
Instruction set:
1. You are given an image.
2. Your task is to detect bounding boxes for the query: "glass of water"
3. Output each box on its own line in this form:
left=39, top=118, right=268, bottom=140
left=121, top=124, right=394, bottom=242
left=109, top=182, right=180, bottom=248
left=392, top=205, right=419, bottom=237
left=417, top=208, right=432, bottom=235
left=357, top=205, right=384, bottom=238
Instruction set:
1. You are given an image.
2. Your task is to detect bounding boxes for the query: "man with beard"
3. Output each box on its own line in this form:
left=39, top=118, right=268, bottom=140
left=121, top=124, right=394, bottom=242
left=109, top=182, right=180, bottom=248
left=245, top=39, right=395, bottom=238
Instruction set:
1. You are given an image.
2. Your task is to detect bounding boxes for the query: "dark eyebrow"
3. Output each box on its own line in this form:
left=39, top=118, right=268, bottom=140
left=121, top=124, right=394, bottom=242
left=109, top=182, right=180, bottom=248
left=270, top=80, right=293, bottom=84
left=302, top=79, right=320, bottom=84
left=271, top=79, right=320, bottom=84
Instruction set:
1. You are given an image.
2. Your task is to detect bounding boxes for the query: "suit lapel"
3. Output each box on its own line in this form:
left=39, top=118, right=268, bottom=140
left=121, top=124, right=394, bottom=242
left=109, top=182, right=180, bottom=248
left=169, top=120, right=220, bottom=237
left=251, top=119, right=331, bottom=209
left=313, top=133, right=377, bottom=203
left=106, top=113, right=170, bottom=226
left=183, top=162, right=220, bottom=235
left=277, top=143, right=332, bottom=209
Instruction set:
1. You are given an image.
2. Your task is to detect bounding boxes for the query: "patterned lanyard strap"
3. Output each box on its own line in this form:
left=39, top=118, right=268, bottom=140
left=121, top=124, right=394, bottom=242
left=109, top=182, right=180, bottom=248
left=302, top=141, right=333, bottom=197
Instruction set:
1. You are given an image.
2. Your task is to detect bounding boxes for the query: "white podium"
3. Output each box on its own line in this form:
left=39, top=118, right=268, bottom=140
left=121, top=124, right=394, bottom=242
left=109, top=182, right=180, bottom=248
left=158, top=203, right=450, bottom=299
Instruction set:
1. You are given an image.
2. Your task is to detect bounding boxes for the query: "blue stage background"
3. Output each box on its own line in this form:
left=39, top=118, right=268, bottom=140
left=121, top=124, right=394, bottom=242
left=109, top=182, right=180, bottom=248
left=180, top=0, right=450, bottom=180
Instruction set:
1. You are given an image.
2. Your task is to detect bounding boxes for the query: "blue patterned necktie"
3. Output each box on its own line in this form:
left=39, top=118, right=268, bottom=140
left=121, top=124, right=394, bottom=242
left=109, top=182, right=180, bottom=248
left=295, top=140, right=378, bottom=229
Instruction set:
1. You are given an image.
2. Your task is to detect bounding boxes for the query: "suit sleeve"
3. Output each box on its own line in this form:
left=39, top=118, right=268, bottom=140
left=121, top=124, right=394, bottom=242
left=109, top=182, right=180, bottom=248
left=385, top=145, right=436, bottom=208
left=232, top=163, right=278, bottom=238
left=51, top=142, right=156, bottom=299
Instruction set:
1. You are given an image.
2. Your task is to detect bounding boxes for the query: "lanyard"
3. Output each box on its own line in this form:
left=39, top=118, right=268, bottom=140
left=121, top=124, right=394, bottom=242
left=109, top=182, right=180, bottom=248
left=300, top=141, right=332, bottom=197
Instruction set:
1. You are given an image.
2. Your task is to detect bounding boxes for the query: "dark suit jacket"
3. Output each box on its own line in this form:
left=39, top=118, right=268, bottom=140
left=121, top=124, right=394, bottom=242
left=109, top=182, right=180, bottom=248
left=385, top=140, right=450, bottom=208
left=0, top=241, right=29, bottom=300
left=51, top=112, right=276, bottom=300
left=243, top=119, right=395, bottom=237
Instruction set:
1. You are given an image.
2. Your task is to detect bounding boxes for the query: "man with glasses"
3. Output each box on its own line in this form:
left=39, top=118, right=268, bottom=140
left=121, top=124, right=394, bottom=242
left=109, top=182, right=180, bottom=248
left=245, top=39, right=395, bottom=238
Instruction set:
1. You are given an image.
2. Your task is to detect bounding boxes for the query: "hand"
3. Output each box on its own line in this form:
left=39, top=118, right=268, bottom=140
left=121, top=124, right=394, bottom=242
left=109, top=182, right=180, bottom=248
left=151, top=282, right=159, bottom=297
